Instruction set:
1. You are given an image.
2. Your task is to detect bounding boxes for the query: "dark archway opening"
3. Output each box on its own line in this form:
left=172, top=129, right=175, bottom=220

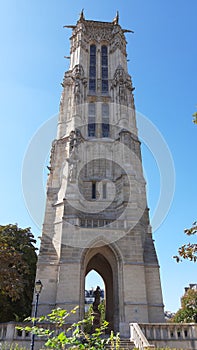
left=85, top=253, right=114, bottom=332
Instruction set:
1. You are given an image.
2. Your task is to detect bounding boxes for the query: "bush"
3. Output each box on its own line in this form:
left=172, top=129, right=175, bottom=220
left=17, top=306, right=120, bottom=349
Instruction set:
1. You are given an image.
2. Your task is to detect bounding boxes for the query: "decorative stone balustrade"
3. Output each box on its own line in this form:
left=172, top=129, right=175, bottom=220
left=130, top=323, right=155, bottom=349
left=0, top=322, right=31, bottom=349
left=0, top=322, right=72, bottom=350
left=130, top=322, right=197, bottom=349
left=1, top=321, right=197, bottom=349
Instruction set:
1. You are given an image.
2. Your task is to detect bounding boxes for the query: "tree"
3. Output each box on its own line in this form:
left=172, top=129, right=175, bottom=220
left=0, top=224, right=37, bottom=322
left=172, top=287, right=197, bottom=323
left=174, top=221, right=197, bottom=262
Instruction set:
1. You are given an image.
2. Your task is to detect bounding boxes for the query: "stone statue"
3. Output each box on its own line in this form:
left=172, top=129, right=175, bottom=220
left=93, top=286, right=101, bottom=312
left=69, top=129, right=82, bottom=155
left=92, top=286, right=101, bottom=331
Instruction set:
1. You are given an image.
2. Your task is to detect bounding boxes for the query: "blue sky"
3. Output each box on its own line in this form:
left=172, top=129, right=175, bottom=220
left=0, top=0, right=196, bottom=313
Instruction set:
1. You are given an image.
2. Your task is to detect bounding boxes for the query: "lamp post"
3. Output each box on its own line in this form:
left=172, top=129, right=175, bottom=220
left=30, top=280, right=43, bottom=350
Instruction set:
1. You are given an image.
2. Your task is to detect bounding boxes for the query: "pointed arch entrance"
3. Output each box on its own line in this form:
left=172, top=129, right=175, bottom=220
left=80, top=241, right=122, bottom=332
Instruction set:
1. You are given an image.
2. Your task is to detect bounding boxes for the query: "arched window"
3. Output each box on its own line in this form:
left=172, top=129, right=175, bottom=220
left=102, top=103, right=109, bottom=137
left=88, top=103, right=96, bottom=137
left=89, top=44, right=96, bottom=92
left=101, top=45, right=108, bottom=93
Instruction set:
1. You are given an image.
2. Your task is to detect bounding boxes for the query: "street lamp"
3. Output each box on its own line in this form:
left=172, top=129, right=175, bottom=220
left=30, top=280, right=43, bottom=350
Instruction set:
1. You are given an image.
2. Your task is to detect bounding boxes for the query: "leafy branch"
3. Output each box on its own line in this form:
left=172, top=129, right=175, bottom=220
left=17, top=307, right=120, bottom=349
left=174, top=222, right=197, bottom=262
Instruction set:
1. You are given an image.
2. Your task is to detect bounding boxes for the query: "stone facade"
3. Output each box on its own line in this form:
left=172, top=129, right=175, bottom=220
left=35, top=12, right=165, bottom=337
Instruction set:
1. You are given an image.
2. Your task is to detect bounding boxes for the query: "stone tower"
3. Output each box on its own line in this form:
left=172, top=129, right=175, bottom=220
left=35, top=11, right=165, bottom=337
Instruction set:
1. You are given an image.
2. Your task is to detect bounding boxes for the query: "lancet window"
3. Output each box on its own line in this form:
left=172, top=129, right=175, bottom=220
left=101, top=45, right=108, bottom=93
left=89, top=44, right=96, bottom=92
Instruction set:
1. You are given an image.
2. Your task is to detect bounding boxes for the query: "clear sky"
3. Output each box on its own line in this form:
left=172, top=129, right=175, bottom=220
left=0, top=0, right=196, bottom=313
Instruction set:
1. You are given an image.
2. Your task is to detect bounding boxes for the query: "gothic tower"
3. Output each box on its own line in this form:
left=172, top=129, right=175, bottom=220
left=35, top=11, right=165, bottom=337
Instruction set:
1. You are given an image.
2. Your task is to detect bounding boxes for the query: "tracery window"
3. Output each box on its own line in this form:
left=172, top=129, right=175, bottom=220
left=89, top=44, right=96, bottom=92
left=101, top=45, right=108, bottom=93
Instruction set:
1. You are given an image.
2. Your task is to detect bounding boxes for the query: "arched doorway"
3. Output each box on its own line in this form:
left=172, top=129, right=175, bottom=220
left=85, top=270, right=105, bottom=316
left=80, top=242, right=120, bottom=333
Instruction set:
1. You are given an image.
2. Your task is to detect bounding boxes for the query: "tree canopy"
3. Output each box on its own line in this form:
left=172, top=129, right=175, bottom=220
left=0, top=224, right=37, bottom=322
left=172, top=287, right=197, bottom=323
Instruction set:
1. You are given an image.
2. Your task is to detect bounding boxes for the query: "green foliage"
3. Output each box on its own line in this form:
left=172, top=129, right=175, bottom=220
left=84, top=304, right=94, bottom=333
left=106, top=330, right=120, bottom=349
left=0, top=224, right=37, bottom=322
left=172, top=288, right=197, bottom=323
left=174, top=221, right=197, bottom=262
left=193, top=111, right=197, bottom=124
left=84, top=300, right=106, bottom=333
left=98, top=300, right=106, bottom=324
left=18, top=307, right=121, bottom=349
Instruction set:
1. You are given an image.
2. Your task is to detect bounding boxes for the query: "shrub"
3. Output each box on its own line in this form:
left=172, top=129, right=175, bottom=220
left=17, top=306, right=120, bottom=349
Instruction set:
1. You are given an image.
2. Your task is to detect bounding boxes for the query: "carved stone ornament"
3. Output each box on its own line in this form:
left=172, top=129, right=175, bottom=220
left=67, top=130, right=83, bottom=183
left=86, top=25, right=112, bottom=43
left=111, top=65, right=134, bottom=92
left=69, top=129, right=83, bottom=155
left=72, top=64, right=87, bottom=89
left=72, top=22, right=86, bottom=37
left=70, top=37, right=87, bottom=54
left=72, top=65, right=87, bottom=104
left=68, top=156, right=78, bottom=183
left=72, top=64, right=84, bottom=79
left=113, top=65, right=126, bottom=85
left=48, top=140, right=57, bottom=172
left=62, top=71, right=74, bottom=87
left=74, top=79, right=81, bottom=104
left=110, top=36, right=126, bottom=55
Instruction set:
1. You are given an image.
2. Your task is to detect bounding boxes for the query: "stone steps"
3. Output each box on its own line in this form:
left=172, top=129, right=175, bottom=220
left=105, top=339, right=135, bottom=349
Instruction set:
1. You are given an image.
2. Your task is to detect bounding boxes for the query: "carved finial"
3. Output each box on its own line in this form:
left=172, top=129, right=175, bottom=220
left=79, top=8, right=85, bottom=21
left=113, top=11, right=119, bottom=25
